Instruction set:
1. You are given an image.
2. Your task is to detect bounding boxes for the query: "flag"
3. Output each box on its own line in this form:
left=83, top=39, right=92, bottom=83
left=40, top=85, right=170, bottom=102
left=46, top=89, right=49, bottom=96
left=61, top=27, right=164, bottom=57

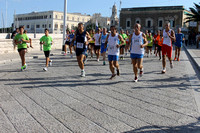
left=96, top=20, right=98, bottom=31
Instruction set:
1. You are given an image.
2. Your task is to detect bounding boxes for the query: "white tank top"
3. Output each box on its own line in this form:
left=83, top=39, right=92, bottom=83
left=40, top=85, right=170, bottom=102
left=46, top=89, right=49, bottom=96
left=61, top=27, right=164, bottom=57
left=131, top=32, right=144, bottom=55
left=163, top=29, right=172, bottom=46
left=95, top=33, right=101, bottom=46
left=107, top=33, right=120, bottom=56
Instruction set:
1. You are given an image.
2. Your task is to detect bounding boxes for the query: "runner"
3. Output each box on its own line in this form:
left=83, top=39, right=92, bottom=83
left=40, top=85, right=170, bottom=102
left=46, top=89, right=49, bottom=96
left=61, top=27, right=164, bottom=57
left=89, top=29, right=95, bottom=58
left=69, top=30, right=75, bottom=58
left=64, top=29, right=70, bottom=56
left=125, top=30, right=130, bottom=56
left=174, top=28, right=185, bottom=61
left=146, top=31, right=153, bottom=57
left=161, top=21, right=176, bottom=73
left=94, top=28, right=101, bottom=62
left=119, top=29, right=128, bottom=60
left=14, top=26, right=30, bottom=71
left=153, top=31, right=158, bottom=56
left=105, top=26, right=125, bottom=80
left=99, top=27, right=108, bottom=65
left=127, top=23, right=148, bottom=82
left=40, top=29, right=53, bottom=71
left=155, top=30, right=163, bottom=60
left=70, top=23, right=91, bottom=77
left=12, top=28, right=19, bottom=50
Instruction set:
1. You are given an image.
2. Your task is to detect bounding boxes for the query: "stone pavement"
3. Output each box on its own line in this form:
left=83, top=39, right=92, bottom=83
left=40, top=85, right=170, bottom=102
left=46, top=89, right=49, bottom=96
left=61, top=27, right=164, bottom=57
left=0, top=48, right=200, bottom=133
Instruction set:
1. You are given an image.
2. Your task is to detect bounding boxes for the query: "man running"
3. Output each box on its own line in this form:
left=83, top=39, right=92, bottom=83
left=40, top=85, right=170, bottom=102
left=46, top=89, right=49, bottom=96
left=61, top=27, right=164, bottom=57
left=14, top=26, right=30, bottom=71
left=174, top=28, right=185, bottom=61
left=40, top=29, right=53, bottom=71
left=161, top=21, right=176, bottom=73
left=155, top=30, right=163, bottom=60
left=99, top=27, right=108, bottom=65
left=71, top=23, right=91, bottom=77
left=64, top=29, right=70, bottom=56
left=94, top=28, right=101, bottom=62
left=105, top=26, right=125, bottom=80
left=119, top=29, right=128, bottom=60
left=127, top=23, right=148, bottom=82
left=69, top=30, right=75, bottom=58
left=125, top=30, right=130, bottom=56
left=146, top=31, right=153, bottom=57
left=89, top=29, right=95, bottom=58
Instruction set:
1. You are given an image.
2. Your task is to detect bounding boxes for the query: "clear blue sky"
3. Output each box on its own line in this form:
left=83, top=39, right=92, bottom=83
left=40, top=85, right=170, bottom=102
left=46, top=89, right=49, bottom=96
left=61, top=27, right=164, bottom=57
left=0, top=0, right=199, bottom=28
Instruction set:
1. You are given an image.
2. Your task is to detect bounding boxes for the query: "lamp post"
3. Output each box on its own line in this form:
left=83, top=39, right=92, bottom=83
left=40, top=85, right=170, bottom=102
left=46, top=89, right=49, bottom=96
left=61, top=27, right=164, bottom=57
left=63, top=0, right=67, bottom=50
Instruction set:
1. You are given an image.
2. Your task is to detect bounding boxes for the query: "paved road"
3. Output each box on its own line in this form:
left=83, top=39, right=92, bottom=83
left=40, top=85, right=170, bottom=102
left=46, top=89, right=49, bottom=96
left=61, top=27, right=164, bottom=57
left=0, top=48, right=200, bottom=133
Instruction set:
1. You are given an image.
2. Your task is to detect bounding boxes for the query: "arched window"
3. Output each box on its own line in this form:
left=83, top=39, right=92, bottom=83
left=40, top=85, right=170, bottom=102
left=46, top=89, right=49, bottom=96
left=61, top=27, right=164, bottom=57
left=126, top=18, right=131, bottom=29
left=146, top=18, right=153, bottom=28
left=135, top=18, right=141, bottom=24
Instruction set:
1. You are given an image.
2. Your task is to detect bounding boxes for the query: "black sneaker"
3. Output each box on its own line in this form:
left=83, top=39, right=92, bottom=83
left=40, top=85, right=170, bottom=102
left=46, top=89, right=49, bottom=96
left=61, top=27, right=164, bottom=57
left=117, top=69, right=120, bottom=76
left=110, top=74, right=116, bottom=80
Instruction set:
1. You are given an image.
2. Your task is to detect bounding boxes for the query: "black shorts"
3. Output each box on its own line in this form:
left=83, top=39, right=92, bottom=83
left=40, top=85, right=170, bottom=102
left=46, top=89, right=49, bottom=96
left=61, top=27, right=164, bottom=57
left=65, top=41, right=70, bottom=45
left=76, top=48, right=87, bottom=56
left=154, top=44, right=158, bottom=48
left=44, top=51, right=50, bottom=57
left=89, top=43, right=95, bottom=46
left=94, top=45, right=101, bottom=50
left=147, top=46, right=153, bottom=49
left=120, top=45, right=125, bottom=49
left=18, top=48, right=27, bottom=52
left=157, top=45, right=162, bottom=51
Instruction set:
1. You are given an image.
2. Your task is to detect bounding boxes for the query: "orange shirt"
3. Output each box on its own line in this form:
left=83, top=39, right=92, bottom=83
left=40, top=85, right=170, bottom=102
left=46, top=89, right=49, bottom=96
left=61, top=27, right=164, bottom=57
left=156, top=35, right=163, bottom=46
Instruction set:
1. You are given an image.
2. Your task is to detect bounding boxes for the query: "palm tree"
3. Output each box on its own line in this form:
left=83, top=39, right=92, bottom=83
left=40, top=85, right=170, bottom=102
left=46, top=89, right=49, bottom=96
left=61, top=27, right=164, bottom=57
left=185, top=3, right=200, bottom=23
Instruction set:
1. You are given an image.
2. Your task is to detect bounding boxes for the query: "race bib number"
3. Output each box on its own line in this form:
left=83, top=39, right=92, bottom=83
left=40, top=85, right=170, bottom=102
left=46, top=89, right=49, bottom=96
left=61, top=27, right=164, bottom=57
left=70, top=38, right=73, bottom=42
left=109, top=45, right=115, bottom=50
left=77, top=42, right=84, bottom=48
left=102, top=39, right=106, bottom=43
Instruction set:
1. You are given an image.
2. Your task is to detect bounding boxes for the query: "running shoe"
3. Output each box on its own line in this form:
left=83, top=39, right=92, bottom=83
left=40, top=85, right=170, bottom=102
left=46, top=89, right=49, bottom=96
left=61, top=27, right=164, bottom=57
left=117, top=69, right=120, bottom=76
left=43, top=67, right=48, bottom=71
left=97, top=59, right=99, bottom=62
left=174, top=57, right=177, bottom=61
left=64, top=53, right=67, bottom=56
left=109, top=74, right=116, bottom=80
left=170, top=62, right=173, bottom=69
left=23, top=64, right=27, bottom=70
left=49, top=60, right=52, bottom=66
left=162, top=68, right=166, bottom=74
left=177, top=58, right=180, bottom=61
left=139, top=68, right=144, bottom=77
left=81, top=70, right=85, bottom=77
left=103, top=61, right=106, bottom=65
left=21, top=66, right=24, bottom=71
left=134, top=77, right=138, bottom=82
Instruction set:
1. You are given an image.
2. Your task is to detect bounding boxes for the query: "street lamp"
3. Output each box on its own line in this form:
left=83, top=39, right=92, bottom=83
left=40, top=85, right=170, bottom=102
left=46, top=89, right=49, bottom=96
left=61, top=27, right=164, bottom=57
left=63, top=0, right=67, bottom=50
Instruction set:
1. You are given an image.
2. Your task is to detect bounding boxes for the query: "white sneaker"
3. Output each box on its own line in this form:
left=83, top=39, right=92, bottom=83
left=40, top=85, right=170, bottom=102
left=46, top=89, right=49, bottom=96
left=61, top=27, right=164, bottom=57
left=170, top=62, right=173, bottom=69
left=134, top=77, right=138, bottom=82
left=49, top=60, right=52, bottom=66
left=81, top=70, right=85, bottom=77
left=43, top=67, right=48, bottom=71
left=162, top=68, right=166, bottom=74
left=97, top=59, right=99, bottom=62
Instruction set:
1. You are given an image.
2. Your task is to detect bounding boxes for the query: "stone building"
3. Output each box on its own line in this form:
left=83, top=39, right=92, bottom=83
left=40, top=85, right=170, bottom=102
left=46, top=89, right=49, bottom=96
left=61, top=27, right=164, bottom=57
left=89, top=13, right=110, bottom=29
left=120, top=6, right=190, bottom=33
left=110, top=4, right=119, bottom=28
left=14, top=11, right=92, bottom=34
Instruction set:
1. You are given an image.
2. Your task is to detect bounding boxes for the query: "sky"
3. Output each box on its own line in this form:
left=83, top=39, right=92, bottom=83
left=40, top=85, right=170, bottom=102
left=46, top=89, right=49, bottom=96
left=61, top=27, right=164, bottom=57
left=0, top=0, right=199, bottom=28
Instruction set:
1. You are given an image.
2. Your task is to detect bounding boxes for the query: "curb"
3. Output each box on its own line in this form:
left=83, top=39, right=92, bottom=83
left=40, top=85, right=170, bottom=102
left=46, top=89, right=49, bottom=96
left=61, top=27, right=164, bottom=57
left=183, top=44, right=200, bottom=72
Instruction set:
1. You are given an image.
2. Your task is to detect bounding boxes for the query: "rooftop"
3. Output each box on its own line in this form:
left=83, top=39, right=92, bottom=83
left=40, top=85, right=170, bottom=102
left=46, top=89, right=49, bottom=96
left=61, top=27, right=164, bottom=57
left=121, top=6, right=185, bottom=12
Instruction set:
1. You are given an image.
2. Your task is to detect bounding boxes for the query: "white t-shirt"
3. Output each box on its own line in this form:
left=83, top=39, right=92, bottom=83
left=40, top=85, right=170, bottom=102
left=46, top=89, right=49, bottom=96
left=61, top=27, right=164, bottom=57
left=107, top=33, right=120, bottom=56
left=95, top=33, right=101, bottom=46
left=131, top=32, right=144, bottom=55
left=163, top=29, right=172, bottom=46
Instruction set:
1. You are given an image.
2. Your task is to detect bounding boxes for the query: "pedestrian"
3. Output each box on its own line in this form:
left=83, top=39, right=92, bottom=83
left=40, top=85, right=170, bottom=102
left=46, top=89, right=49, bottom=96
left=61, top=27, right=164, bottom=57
left=146, top=31, right=153, bottom=57
left=99, top=27, right=108, bottom=65
left=161, top=21, right=176, bottom=73
left=126, top=23, right=148, bottom=82
left=89, top=29, right=95, bottom=58
left=64, top=29, right=70, bottom=56
left=174, top=28, right=185, bottom=61
left=119, top=29, right=128, bottom=60
left=94, top=28, right=101, bottom=62
left=105, top=25, right=125, bottom=80
left=40, top=29, right=53, bottom=71
left=70, top=23, right=91, bottom=77
left=14, top=26, right=30, bottom=71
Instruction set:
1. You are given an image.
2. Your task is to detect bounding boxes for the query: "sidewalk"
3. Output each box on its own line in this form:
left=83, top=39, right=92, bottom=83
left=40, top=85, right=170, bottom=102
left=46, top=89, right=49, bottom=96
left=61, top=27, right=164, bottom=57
left=183, top=44, right=200, bottom=71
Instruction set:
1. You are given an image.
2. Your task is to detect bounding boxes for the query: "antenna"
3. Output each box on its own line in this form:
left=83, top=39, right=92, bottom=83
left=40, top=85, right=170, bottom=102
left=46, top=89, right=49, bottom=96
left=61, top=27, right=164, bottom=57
left=5, top=0, right=7, bottom=28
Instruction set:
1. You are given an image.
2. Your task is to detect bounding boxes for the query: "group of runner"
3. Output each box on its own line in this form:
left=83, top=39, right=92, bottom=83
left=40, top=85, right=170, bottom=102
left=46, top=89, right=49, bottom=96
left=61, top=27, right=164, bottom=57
left=13, top=21, right=185, bottom=82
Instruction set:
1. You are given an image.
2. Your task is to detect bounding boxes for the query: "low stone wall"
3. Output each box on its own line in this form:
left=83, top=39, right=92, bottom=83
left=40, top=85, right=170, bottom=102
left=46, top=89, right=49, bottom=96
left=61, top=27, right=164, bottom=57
left=0, top=38, right=64, bottom=54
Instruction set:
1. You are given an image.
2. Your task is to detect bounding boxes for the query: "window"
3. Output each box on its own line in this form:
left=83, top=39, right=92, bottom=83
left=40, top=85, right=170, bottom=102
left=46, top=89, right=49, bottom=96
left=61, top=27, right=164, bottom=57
left=158, top=20, right=163, bottom=27
left=126, top=18, right=131, bottom=29
left=135, top=18, right=141, bottom=24
left=60, top=24, right=63, bottom=29
left=72, top=17, right=74, bottom=21
left=61, top=16, right=63, bottom=19
left=67, top=17, right=69, bottom=20
left=54, top=24, right=58, bottom=29
left=82, top=18, right=84, bottom=22
left=36, top=25, right=40, bottom=28
left=77, top=18, right=80, bottom=22
left=170, top=20, right=175, bottom=27
left=26, top=25, right=30, bottom=29
left=49, top=24, right=51, bottom=28
left=42, top=24, right=47, bottom=28
left=147, top=21, right=151, bottom=28
left=49, top=15, right=51, bottom=18
left=55, top=15, right=58, bottom=19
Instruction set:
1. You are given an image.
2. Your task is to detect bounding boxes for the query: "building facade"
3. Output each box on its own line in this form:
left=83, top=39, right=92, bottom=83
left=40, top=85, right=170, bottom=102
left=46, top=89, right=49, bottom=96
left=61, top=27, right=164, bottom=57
left=120, top=6, right=190, bottom=33
left=14, top=11, right=92, bottom=33
left=89, top=13, right=110, bottom=29
left=110, top=4, right=119, bottom=28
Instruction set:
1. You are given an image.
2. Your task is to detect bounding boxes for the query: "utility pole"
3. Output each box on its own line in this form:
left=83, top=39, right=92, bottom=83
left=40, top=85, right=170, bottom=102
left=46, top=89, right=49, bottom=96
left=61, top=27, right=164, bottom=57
left=118, top=0, right=122, bottom=31
left=63, top=0, right=67, bottom=50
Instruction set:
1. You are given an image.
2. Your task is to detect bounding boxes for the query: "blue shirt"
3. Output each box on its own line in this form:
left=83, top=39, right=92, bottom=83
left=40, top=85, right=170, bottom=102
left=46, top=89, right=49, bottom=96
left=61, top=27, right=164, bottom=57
left=175, top=33, right=184, bottom=47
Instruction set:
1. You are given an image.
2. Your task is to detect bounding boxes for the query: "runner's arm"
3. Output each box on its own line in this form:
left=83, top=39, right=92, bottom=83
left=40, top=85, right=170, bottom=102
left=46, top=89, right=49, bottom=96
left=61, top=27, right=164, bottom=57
left=141, top=33, right=148, bottom=48
left=99, top=34, right=102, bottom=44
left=104, top=34, right=109, bottom=48
left=70, top=32, right=76, bottom=46
left=118, top=35, right=125, bottom=47
left=169, top=30, right=176, bottom=41
left=86, top=31, right=91, bottom=45
left=127, top=34, right=133, bottom=49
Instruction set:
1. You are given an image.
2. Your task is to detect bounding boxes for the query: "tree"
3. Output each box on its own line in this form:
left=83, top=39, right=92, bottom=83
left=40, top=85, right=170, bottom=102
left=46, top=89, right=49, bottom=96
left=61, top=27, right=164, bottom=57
left=185, top=3, right=200, bottom=23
